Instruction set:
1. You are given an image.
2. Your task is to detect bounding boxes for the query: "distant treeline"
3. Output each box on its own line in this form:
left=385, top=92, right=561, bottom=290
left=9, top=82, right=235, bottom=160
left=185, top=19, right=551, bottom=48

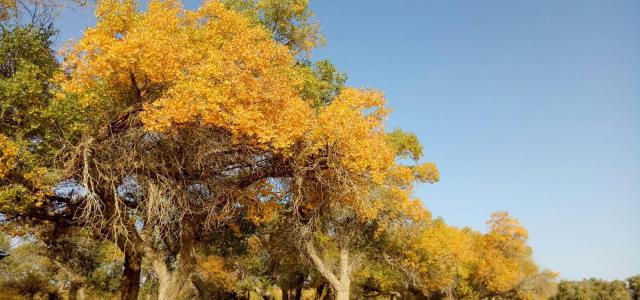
left=551, top=276, right=640, bottom=300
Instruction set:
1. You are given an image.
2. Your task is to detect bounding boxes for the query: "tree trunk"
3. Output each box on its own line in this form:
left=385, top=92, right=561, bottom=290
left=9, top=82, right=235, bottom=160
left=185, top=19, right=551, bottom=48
left=153, top=257, right=178, bottom=300
left=77, top=287, right=85, bottom=300
left=282, top=288, right=290, bottom=300
left=68, top=281, right=81, bottom=300
left=294, top=272, right=304, bottom=300
left=151, top=218, right=198, bottom=300
left=101, top=183, right=143, bottom=300
left=294, top=286, right=303, bottom=300
left=337, top=245, right=350, bottom=300
left=335, top=288, right=349, bottom=300
left=304, top=239, right=351, bottom=300
left=120, top=249, right=142, bottom=300
left=314, top=284, right=325, bottom=300
left=190, top=274, right=213, bottom=299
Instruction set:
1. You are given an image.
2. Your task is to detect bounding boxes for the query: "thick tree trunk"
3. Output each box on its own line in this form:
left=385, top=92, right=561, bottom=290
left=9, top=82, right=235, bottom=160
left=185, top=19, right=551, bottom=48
left=152, top=257, right=184, bottom=300
left=120, top=249, right=142, bottom=300
left=304, top=239, right=351, bottom=300
left=77, top=287, right=85, bottom=300
left=335, top=288, right=349, bottom=300
left=190, top=274, right=212, bottom=299
left=154, top=264, right=172, bottom=300
left=151, top=218, right=198, bottom=300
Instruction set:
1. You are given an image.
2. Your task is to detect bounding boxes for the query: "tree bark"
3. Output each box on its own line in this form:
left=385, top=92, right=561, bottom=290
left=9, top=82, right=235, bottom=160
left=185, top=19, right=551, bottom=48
left=294, top=272, right=304, bottom=300
left=337, top=245, right=350, bottom=300
left=304, top=239, right=351, bottom=300
left=68, top=281, right=81, bottom=300
left=120, top=249, right=142, bottom=300
left=152, top=255, right=185, bottom=300
left=98, top=184, right=142, bottom=300
left=314, top=284, right=326, bottom=300
left=190, top=274, right=212, bottom=300
left=151, top=218, right=198, bottom=300
left=294, top=286, right=303, bottom=300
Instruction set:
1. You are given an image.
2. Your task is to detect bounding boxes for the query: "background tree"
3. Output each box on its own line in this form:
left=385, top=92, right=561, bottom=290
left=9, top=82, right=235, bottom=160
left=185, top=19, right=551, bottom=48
left=551, top=278, right=633, bottom=300
left=0, top=234, right=58, bottom=299
left=628, top=275, right=640, bottom=300
left=222, top=0, right=323, bottom=55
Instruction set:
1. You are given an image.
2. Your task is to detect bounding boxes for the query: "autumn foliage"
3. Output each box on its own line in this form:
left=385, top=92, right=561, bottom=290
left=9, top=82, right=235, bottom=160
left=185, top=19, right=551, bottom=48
left=0, top=0, right=571, bottom=299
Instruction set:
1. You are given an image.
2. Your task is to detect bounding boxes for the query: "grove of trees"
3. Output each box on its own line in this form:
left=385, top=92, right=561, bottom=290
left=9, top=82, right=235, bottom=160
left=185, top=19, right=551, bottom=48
left=551, top=276, right=640, bottom=300
left=0, top=0, right=632, bottom=299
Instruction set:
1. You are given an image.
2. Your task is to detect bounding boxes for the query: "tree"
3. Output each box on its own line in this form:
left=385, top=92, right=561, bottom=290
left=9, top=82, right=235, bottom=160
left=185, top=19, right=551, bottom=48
left=463, top=212, right=558, bottom=299
left=629, top=275, right=640, bottom=300
left=222, top=0, right=324, bottom=55
left=551, top=278, right=633, bottom=300
left=57, top=0, right=322, bottom=298
left=0, top=235, right=58, bottom=298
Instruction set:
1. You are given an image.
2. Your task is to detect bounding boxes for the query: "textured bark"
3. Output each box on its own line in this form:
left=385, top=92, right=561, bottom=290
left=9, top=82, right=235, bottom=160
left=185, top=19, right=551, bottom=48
left=304, top=239, right=351, bottom=300
left=314, top=284, right=326, bottom=300
left=68, top=281, right=81, bottom=300
left=120, top=249, right=142, bottom=300
left=151, top=218, right=198, bottom=300
left=190, top=274, right=212, bottom=300
left=97, top=184, right=142, bottom=300
left=153, top=254, right=194, bottom=300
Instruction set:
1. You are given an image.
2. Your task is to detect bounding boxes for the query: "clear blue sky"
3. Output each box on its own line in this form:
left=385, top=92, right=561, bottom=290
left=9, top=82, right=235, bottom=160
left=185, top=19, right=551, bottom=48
left=55, top=0, right=639, bottom=280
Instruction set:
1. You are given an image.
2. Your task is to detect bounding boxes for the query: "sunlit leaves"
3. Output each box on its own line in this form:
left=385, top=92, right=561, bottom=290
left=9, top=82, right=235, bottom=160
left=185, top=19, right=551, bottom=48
left=63, top=0, right=313, bottom=150
left=0, top=134, right=18, bottom=178
left=307, top=88, right=393, bottom=184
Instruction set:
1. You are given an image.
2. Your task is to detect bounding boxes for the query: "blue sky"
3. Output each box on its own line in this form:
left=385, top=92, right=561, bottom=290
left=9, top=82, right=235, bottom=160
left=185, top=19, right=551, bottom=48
left=55, top=0, right=639, bottom=280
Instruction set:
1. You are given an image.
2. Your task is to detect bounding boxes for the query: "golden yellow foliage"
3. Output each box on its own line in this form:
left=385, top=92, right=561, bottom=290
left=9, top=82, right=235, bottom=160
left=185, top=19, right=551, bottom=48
left=0, top=0, right=17, bottom=21
left=397, top=221, right=474, bottom=293
left=61, top=0, right=312, bottom=150
left=199, top=255, right=236, bottom=291
left=471, top=212, right=552, bottom=298
left=0, top=134, right=18, bottom=179
left=414, top=162, right=439, bottom=183
left=306, top=88, right=394, bottom=184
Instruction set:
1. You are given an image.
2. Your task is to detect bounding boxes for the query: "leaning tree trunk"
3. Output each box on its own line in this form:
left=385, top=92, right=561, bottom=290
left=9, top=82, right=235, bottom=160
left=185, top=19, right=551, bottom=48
left=190, top=274, right=213, bottom=299
left=304, top=239, right=351, bottom=300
